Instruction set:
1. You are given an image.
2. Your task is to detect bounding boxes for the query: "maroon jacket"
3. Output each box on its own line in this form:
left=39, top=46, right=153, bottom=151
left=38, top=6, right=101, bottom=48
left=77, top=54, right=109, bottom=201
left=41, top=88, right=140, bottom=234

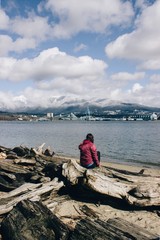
left=79, top=139, right=100, bottom=167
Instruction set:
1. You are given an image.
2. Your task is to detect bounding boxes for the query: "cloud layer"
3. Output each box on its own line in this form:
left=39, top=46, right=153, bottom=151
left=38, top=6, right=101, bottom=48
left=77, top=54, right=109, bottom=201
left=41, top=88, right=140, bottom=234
left=0, top=0, right=160, bottom=111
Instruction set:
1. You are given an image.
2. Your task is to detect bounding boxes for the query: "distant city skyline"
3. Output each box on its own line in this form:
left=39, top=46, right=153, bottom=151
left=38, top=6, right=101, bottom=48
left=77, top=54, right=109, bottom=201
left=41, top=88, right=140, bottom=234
left=0, top=0, right=160, bottom=111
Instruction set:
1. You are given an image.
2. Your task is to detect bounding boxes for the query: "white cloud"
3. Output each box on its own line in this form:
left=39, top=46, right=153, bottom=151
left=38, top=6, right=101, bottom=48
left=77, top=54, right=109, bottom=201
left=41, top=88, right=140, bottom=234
left=0, top=35, right=36, bottom=56
left=0, top=9, right=10, bottom=29
left=0, top=35, right=13, bottom=56
left=0, top=57, right=31, bottom=81
left=0, top=1, right=160, bottom=110
left=44, top=0, right=134, bottom=38
left=13, top=95, right=28, bottom=107
left=132, top=83, right=143, bottom=93
left=105, top=1, right=160, bottom=70
left=74, top=43, right=87, bottom=53
left=10, top=14, right=51, bottom=41
left=0, top=47, right=107, bottom=84
left=2, top=0, right=133, bottom=54
left=12, top=38, right=36, bottom=53
left=111, top=72, right=145, bottom=81
left=147, top=75, right=160, bottom=93
left=0, top=8, right=52, bottom=56
left=110, top=89, right=121, bottom=99
left=123, top=76, right=159, bottom=107
left=150, top=74, right=160, bottom=83
left=0, top=91, right=26, bottom=111
left=0, top=0, right=134, bottom=56
left=0, top=5, right=51, bottom=40
left=1, top=71, right=160, bottom=111
left=139, top=59, right=160, bottom=70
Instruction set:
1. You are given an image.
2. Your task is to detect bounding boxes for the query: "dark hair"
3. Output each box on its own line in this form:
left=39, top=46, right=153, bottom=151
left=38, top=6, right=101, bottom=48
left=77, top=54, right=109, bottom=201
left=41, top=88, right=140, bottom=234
left=86, top=133, right=94, bottom=143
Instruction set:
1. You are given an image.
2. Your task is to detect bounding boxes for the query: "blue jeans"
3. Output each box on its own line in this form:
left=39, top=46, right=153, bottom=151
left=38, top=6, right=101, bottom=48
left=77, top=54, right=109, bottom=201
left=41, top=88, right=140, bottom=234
left=82, top=163, right=97, bottom=169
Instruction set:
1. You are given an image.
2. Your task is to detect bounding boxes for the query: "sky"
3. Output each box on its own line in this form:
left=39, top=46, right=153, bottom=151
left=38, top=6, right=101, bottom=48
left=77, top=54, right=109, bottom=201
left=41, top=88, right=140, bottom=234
left=0, top=0, right=160, bottom=112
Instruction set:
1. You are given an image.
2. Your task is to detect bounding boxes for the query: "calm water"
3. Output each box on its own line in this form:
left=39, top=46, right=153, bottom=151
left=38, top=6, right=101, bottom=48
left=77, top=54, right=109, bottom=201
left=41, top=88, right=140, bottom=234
left=0, top=120, right=160, bottom=168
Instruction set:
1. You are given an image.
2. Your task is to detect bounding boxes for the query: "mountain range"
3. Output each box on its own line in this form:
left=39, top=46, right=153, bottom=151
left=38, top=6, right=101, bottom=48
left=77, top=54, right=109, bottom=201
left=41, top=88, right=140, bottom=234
left=0, top=97, right=160, bottom=116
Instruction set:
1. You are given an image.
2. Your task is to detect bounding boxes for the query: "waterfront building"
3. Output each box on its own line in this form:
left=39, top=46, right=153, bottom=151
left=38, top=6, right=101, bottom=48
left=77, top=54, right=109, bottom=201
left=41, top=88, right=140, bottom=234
left=47, top=113, right=54, bottom=120
left=150, top=113, right=158, bottom=120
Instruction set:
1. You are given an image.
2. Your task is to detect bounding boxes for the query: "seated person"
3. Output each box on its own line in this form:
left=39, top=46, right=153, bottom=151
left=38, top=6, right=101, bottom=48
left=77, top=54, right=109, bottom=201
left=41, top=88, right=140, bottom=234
left=79, top=133, right=100, bottom=169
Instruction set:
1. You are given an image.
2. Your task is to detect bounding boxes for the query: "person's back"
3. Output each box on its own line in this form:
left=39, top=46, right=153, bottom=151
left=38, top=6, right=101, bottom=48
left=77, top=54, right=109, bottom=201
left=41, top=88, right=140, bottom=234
left=79, top=133, right=100, bottom=169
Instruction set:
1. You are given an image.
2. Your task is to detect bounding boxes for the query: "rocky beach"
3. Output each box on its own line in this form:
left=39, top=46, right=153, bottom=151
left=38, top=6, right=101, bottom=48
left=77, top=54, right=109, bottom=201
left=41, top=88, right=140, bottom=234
left=0, top=144, right=160, bottom=239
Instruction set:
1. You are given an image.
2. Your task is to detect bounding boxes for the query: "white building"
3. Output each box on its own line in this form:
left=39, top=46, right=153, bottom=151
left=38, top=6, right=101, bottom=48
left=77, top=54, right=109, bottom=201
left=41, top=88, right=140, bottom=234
left=150, top=113, right=158, bottom=120
left=47, top=113, right=54, bottom=119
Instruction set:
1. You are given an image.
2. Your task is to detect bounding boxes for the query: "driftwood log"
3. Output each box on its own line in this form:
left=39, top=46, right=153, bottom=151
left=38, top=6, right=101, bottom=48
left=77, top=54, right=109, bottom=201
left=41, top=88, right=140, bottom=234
left=62, top=159, right=160, bottom=207
left=1, top=200, right=158, bottom=240
left=70, top=217, right=158, bottom=240
left=1, top=200, right=70, bottom=240
left=0, top=178, right=64, bottom=215
left=0, top=144, right=160, bottom=240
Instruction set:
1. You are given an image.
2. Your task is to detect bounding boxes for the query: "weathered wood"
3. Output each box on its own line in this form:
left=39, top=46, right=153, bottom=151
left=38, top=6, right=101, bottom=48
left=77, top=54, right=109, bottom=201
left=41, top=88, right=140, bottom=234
left=0, top=159, right=34, bottom=192
left=0, top=174, right=17, bottom=192
left=0, top=171, right=16, bottom=181
left=0, top=144, right=55, bottom=161
left=35, top=143, right=46, bottom=155
left=0, top=144, right=159, bottom=239
left=70, top=217, right=158, bottom=240
left=42, top=162, right=63, bottom=180
left=0, top=152, right=7, bottom=159
left=1, top=201, right=158, bottom=240
left=0, top=178, right=64, bottom=215
left=1, top=199, right=70, bottom=240
left=62, top=159, right=86, bottom=185
left=79, top=205, right=99, bottom=218
left=13, top=158, right=36, bottom=165
left=62, top=159, right=160, bottom=207
left=31, top=143, right=54, bottom=158
left=0, top=160, right=31, bottom=174
left=104, top=218, right=159, bottom=240
left=0, top=146, right=11, bottom=155
left=44, top=147, right=55, bottom=157
left=11, top=146, right=30, bottom=157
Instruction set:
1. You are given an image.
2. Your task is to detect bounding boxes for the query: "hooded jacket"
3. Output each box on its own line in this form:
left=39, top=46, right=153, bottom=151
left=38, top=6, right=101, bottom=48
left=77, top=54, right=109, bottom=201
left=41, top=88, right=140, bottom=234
left=79, top=139, right=99, bottom=167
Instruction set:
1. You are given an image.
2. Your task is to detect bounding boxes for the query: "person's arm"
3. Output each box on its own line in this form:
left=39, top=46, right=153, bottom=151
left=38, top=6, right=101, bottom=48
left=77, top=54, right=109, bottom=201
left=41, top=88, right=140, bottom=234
left=90, top=144, right=100, bottom=166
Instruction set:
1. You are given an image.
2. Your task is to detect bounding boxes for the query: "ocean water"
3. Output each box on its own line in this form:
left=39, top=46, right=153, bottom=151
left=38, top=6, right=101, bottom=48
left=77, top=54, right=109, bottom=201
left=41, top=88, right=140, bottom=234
left=0, top=120, right=160, bottom=168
